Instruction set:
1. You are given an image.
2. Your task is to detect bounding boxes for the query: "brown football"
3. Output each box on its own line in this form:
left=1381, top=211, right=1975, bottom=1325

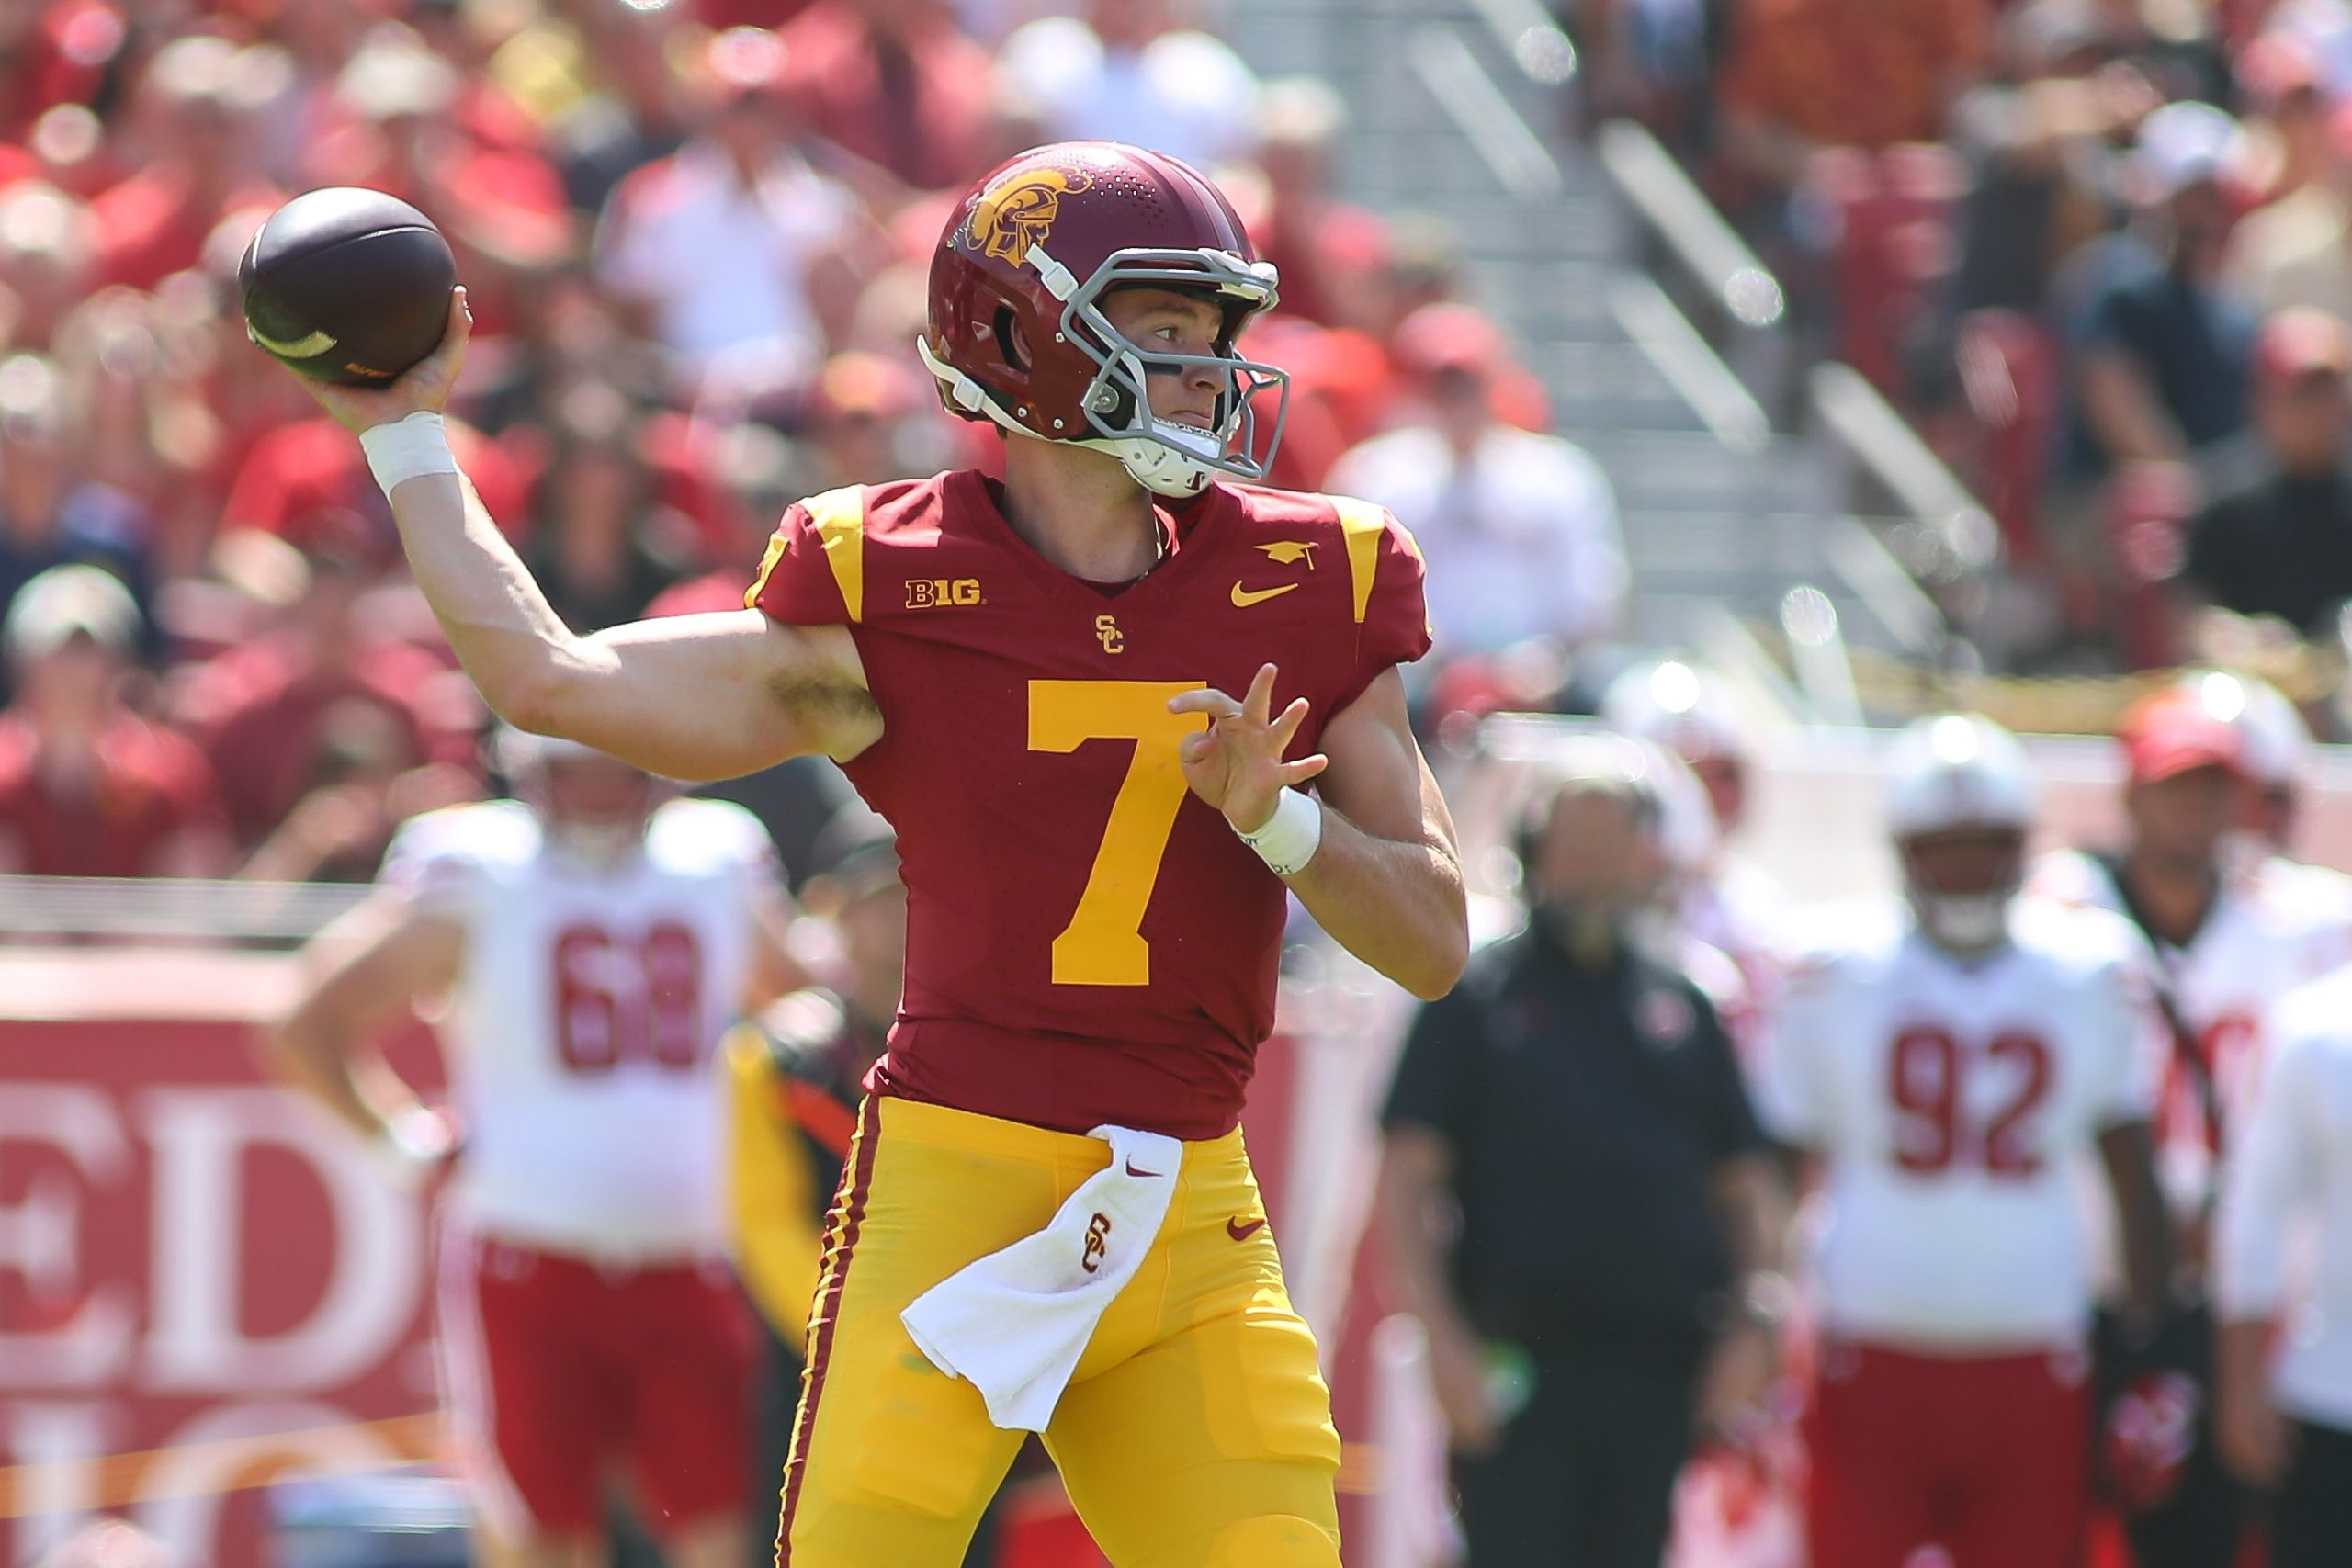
left=239, top=187, right=457, bottom=386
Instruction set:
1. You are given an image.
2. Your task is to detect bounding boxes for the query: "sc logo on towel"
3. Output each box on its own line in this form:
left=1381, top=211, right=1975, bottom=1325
left=1082, top=1213, right=1112, bottom=1274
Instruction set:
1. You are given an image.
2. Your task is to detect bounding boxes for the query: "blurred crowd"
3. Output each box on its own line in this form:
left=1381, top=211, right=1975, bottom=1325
left=1582, top=0, right=2352, bottom=675
left=0, top=0, right=1635, bottom=886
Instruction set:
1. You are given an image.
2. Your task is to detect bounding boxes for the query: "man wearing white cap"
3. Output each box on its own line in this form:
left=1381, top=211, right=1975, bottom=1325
left=1600, top=659, right=1790, bottom=997
left=0, top=563, right=227, bottom=877
left=2074, top=100, right=2259, bottom=481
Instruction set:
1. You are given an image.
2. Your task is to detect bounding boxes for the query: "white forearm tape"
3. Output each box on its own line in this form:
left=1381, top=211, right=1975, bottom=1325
left=1238, top=788, right=1323, bottom=877
left=358, top=412, right=459, bottom=495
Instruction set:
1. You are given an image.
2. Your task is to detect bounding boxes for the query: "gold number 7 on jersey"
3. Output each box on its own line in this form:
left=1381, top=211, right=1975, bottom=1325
left=1028, top=680, right=1207, bottom=986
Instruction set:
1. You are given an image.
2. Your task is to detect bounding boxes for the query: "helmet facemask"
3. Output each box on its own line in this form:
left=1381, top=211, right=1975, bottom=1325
left=1899, top=828, right=2028, bottom=955
left=921, top=242, right=1289, bottom=498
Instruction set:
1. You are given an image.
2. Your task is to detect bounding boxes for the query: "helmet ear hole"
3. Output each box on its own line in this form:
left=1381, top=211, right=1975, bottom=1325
left=995, top=305, right=1029, bottom=373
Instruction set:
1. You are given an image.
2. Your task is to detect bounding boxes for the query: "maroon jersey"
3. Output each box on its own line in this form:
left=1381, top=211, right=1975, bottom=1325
left=749, top=469, right=1430, bottom=1138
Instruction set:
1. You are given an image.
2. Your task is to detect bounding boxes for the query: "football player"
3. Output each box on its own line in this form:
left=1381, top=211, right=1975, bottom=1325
left=267, top=732, right=801, bottom=1568
left=280, top=141, right=1469, bottom=1567
left=1762, top=714, right=2173, bottom=1568
left=1600, top=659, right=1790, bottom=996
left=2179, top=670, right=2352, bottom=938
left=2213, top=962, right=2352, bottom=1566
left=2028, top=685, right=2352, bottom=1568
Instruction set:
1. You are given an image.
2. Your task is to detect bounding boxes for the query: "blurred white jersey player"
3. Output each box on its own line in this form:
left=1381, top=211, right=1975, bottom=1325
left=2028, top=682, right=2352, bottom=1230
left=2188, top=670, right=2352, bottom=931
left=2214, top=966, right=2352, bottom=1567
left=1602, top=660, right=1790, bottom=993
left=269, top=732, right=797, bottom=1568
left=1761, top=714, right=2172, bottom=1568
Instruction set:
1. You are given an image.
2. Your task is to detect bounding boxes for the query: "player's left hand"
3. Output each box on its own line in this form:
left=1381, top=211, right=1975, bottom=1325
left=1170, top=663, right=1329, bottom=834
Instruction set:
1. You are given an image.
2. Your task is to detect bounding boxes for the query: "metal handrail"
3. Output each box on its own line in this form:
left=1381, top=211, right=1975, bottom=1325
left=1408, top=25, right=1565, bottom=202
left=1593, top=119, right=1784, bottom=328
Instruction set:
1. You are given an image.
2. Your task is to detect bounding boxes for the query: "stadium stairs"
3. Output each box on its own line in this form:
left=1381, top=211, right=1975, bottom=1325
left=1228, top=0, right=2006, bottom=711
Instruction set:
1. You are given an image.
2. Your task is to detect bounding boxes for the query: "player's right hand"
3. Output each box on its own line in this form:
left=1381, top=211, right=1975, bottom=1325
left=297, top=287, right=472, bottom=434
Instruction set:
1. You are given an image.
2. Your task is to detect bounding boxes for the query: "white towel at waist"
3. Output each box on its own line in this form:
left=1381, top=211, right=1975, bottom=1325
left=900, top=1123, right=1182, bottom=1431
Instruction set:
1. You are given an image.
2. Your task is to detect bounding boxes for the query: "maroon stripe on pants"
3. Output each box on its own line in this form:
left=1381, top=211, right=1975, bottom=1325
left=775, top=1094, right=880, bottom=1564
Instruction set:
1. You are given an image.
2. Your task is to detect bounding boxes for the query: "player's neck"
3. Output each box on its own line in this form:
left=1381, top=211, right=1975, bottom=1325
left=2120, top=846, right=2219, bottom=944
left=999, top=439, right=1164, bottom=582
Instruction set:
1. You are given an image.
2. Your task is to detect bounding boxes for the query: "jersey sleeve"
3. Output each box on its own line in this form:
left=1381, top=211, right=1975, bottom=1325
left=1755, top=948, right=1838, bottom=1146
left=379, top=807, right=489, bottom=920
left=745, top=487, right=865, bottom=627
left=1329, top=499, right=1434, bottom=719
left=2094, top=943, right=2168, bottom=1127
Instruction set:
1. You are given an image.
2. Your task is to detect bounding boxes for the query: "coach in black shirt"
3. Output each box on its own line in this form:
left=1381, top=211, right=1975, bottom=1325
left=2184, top=308, right=2352, bottom=638
left=1376, top=740, right=1784, bottom=1568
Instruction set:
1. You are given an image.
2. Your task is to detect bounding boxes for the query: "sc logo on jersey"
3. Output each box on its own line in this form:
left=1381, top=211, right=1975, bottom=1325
left=906, top=578, right=983, bottom=609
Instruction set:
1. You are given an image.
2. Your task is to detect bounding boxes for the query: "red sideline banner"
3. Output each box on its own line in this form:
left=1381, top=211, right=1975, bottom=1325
left=0, top=951, right=447, bottom=1568
left=0, top=951, right=1204, bottom=1568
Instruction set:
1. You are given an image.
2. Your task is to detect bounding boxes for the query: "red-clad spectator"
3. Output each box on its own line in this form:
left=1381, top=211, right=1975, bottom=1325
left=2238, top=31, right=2335, bottom=208
left=995, top=0, right=1263, bottom=173
left=694, top=0, right=820, bottom=28
left=220, top=412, right=528, bottom=564
left=309, top=39, right=572, bottom=339
left=1718, top=0, right=1989, bottom=194
left=523, top=383, right=697, bottom=632
left=0, top=180, right=95, bottom=352
left=1249, top=77, right=1391, bottom=330
left=0, top=0, right=128, bottom=143
left=398, top=0, right=551, bottom=162
left=595, top=27, right=865, bottom=389
left=1329, top=304, right=1626, bottom=660
left=174, top=515, right=480, bottom=849
left=778, top=0, right=998, bottom=193
left=89, top=37, right=281, bottom=293
left=797, top=348, right=959, bottom=489
left=0, top=563, right=227, bottom=877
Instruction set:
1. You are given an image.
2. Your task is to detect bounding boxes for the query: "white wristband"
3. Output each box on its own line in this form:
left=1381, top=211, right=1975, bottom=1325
left=1238, top=788, right=1322, bottom=877
left=358, top=411, right=458, bottom=496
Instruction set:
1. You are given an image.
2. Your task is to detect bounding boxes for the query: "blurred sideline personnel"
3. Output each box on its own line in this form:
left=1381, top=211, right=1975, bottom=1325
left=2184, top=670, right=2352, bottom=923
left=1601, top=659, right=1790, bottom=994
left=2030, top=684, right=2352, bottom=1568
left=2213, top=958, right=2352, bottom=1566
left=724, top=803, right=1006, bottom=1568
left=267, top=732, right=800, bottom=1568
left=1377, top=739, right=1783, bottom=1568
left=1762, top=715, right=2174, bottom=1568
left=288, top=141, right=1469, bottom=1567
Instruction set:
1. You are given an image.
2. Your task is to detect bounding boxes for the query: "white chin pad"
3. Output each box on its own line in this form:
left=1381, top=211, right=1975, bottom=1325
left=1150, top=420, right=1224, bottom=460
left=1922, top=893, right=2008, bottom=949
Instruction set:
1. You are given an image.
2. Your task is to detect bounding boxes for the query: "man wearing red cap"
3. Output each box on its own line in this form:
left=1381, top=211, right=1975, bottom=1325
left=2030, top=682, right=2352, bottom=1568
left=2181, top=308, right=2352, bottom=639
left=1327, top=302, right=1626, bottom=663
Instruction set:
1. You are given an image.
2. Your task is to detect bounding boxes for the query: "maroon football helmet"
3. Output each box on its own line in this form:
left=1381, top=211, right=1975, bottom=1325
left=920, top=141, right=1288, bottom=497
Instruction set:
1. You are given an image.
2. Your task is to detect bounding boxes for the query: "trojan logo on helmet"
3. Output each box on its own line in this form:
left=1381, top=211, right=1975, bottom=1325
left=920, top=141, right=1292, bottom=499
left=966, top=166, right=1094, bottom=266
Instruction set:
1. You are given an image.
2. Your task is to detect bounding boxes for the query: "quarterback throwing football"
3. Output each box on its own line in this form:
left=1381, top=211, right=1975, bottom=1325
left=284, top=141, right=1470, bottom=1568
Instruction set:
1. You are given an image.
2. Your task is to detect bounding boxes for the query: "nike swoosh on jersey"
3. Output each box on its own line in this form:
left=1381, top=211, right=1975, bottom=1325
left=1230, top=581, right=1299, bottom=608
left=1227, top=1215, right=1268, bottom=1241
left=246, top=322, right=339, bottom=357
